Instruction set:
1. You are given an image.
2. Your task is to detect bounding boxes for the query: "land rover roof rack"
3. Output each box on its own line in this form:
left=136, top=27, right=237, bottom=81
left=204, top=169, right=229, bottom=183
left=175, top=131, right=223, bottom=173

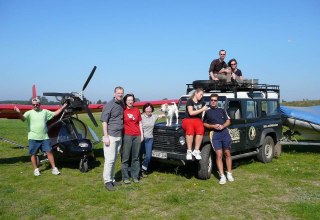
left=186, top=80, right=280, bottom=98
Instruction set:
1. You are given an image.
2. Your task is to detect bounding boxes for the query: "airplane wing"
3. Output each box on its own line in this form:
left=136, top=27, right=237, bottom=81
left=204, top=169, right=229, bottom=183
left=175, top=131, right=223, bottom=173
left=87, top=99, right=179, bottom=112
left=280, top=105, right=320, bottom=141
left=0, top=99, right=179, bottom=119
left=0, top=104, right=61, bottom=119
left=0, top=104, right=104, bottom=119
left=134, top=99, right=179, bottom=108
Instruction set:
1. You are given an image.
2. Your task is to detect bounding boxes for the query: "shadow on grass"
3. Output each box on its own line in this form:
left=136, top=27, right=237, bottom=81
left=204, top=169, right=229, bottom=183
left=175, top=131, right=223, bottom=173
left=232, top=156, right=256, bottom=168
left=53, top=157, right=102, bottom=173
left=52, top=151, right=101, bottom=172
left=113, top=162, right=197, bottom=181
left=148, top=156, right=259, bottom=180
left=152, top=162, right=196, bottom=179
left=0, top=155, right=30, bottom=164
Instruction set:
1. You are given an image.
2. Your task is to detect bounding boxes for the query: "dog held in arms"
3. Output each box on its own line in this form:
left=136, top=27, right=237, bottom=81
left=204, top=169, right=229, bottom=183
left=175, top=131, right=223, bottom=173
left=160, top=102, right=179, bottom=126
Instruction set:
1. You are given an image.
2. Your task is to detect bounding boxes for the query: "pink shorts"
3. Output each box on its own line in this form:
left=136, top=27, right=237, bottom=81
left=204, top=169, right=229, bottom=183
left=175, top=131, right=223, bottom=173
left=182, top=118, right=204, bottom=135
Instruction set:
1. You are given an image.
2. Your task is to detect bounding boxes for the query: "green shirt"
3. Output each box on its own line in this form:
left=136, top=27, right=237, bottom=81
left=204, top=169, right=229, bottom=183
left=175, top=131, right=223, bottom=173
left=23, top=109, right=55, bottom=140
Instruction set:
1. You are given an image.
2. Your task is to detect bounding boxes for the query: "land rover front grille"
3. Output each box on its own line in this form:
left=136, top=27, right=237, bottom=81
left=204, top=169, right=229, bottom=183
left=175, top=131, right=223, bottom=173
left=153, top=128, right=186, bottom=153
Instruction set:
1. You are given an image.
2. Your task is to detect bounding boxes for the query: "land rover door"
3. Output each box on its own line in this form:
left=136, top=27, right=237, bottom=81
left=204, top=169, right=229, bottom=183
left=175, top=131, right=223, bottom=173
left=244, top=99, right=261, bottom=149
left=226, top=100, right=247, bottom=152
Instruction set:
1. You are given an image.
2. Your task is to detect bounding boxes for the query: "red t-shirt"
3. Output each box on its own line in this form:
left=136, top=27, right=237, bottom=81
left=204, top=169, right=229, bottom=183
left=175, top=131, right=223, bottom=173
left=124, top=107, right=142, bottom=136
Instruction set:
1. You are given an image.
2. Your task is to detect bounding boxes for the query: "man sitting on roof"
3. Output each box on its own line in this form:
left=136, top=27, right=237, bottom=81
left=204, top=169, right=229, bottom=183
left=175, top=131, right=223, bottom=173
left=209, top=49, right=231, bottom=82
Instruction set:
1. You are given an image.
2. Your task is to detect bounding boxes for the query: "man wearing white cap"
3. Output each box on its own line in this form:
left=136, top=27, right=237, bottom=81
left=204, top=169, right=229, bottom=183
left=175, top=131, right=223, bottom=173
left=14, top=98, right=67, bottom=176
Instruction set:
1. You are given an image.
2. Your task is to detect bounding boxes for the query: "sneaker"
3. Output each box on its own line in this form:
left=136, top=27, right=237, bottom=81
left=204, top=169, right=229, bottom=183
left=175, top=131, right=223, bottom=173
left=123, top=179, right=131, bottom=184
left=219, top=175, right=227, bottom=185
left=141, top=170, right=148, bottom=178
left=104, top=182, right=115, bottom=191
left=51, top=167, right=61, bottom=175
left=133, top=179, right=139, bottom=183
left=192, top=150, right=202, bottom=160
left=34, top=168, right=41, bottom=176
left=226, top=172, right=234, bottom=182
left=186, top=150, right=192, bottom=160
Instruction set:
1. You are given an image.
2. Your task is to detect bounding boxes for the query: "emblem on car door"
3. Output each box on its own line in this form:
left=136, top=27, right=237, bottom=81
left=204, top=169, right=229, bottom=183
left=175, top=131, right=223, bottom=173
left=248, top=126, right=256, bottom=140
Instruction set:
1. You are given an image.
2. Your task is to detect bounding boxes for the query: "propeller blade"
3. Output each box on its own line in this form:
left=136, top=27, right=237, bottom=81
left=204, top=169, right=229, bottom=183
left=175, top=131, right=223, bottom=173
left=82, top=66, right=97, bottom=91
left=43, top=92, right=72, bottom=97
left=84, top=104, right=98, bottom=127
left=32, top=85, right=37, bottom=99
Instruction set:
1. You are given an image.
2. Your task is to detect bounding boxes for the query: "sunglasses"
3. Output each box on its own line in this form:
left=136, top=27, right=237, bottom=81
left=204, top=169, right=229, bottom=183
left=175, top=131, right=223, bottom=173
left=220, top=54, right=226, bottom=55
left=230, top=63, right=237, bottom=65
left=32, top=104, right=40, bottom=107
left=210, top=99, right=218, bottom=102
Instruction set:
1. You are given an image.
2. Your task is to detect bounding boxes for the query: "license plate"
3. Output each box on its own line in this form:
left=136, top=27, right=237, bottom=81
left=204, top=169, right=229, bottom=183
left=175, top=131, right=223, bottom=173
left=152, top=150, right=167, bottom=159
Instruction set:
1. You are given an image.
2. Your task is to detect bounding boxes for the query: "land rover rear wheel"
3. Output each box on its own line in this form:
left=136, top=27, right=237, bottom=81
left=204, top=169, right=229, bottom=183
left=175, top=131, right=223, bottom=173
left=257, top=136, right=274, bottom=163
left=197, top=144, right=213, bottom=180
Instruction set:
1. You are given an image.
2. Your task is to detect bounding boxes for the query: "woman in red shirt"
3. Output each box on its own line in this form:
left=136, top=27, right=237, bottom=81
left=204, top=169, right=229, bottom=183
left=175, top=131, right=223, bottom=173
left=121, top=94, right=143, bottom=184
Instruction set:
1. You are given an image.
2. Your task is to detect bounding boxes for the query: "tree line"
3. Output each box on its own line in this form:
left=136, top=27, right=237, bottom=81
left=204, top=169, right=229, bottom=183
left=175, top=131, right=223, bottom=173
left=281, top=99, right=320, bottom=107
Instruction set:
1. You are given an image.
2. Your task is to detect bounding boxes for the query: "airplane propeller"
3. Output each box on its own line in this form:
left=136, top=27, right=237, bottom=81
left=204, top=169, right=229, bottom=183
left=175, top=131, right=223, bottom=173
left=83, top=102, right=98, bottom=127
left=43, top=66, right=98, bottom=127
left=82, top=66, right=96, bottom=92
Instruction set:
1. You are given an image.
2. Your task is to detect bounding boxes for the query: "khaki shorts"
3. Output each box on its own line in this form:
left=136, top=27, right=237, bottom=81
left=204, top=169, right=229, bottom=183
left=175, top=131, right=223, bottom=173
left=213, top=73, right=231, bottom=82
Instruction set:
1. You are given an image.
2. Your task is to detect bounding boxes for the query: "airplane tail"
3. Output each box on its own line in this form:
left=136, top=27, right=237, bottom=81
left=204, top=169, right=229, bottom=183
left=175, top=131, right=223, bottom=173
left=32, top=84, right=37, bottom=99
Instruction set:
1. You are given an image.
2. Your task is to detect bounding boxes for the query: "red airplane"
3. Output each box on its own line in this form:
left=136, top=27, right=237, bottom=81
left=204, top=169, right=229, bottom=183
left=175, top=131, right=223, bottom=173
left=0, top=66, right=178, bottom=172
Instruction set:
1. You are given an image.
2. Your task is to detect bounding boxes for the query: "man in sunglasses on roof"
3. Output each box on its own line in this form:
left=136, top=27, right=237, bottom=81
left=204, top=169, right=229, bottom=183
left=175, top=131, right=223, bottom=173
left=209, top=49, right=231, bottom=82
left=203, top=94, right=234, bottom=185
left=14, top=98, right=67, bottom=176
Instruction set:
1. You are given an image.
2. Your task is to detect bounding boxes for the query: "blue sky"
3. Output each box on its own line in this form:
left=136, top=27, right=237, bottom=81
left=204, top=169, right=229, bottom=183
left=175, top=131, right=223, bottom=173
left=1, top=0, right=319, bottom=102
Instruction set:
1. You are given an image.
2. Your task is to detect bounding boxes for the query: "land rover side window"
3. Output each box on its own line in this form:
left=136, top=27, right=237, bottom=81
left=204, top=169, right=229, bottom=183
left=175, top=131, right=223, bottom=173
left=246, top=100, right=257, bottom=119
left=261, top=100, right=278, bottom=116
left=228, top=101, right=242, bottom=119
left=218, top=99, right=225, bottom=109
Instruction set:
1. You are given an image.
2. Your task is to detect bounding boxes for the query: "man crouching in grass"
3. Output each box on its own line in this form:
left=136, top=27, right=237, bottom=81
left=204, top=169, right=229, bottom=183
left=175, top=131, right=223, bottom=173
left=14, top=98, right=67, bottom=176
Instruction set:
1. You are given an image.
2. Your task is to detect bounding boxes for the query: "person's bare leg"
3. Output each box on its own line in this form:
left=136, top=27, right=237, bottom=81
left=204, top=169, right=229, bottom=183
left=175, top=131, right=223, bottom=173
left=215, top=150, right=224, bottom=176
left=31, top=155, right=38, bottom=169
left=194, top=135, right=203, bottom=151
left=224, top=149, right=232, bottom=173
left=46, top=151, right=56, bottom=168
left=186, top=135, right=194, bottom=150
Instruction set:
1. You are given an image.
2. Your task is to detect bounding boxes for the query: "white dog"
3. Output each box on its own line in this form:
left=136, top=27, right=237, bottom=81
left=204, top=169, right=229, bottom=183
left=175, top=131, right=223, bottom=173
left=161, top=102, right=179, bottom=126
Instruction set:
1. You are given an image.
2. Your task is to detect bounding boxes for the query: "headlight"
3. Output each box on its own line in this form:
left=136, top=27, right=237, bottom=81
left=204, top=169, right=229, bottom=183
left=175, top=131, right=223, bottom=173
left=79, top=142, right=89, bottom=148
left=179, top=136, right=186, bottom=146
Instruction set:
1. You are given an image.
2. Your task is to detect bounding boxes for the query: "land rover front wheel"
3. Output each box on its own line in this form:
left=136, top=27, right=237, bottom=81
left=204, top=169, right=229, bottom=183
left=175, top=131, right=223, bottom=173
left=197, top=144, right=213, bottom=180
left=257, top=136, right=274, bottom=163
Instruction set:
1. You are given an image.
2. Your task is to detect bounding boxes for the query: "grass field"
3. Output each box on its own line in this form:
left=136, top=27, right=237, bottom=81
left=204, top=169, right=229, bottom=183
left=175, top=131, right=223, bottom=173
left=0, top=113, right=319, bottom=220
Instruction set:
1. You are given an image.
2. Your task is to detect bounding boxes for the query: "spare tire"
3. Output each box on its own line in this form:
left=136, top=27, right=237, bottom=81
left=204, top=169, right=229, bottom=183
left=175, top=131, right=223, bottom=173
left=192, top=80, right=216, bottom=91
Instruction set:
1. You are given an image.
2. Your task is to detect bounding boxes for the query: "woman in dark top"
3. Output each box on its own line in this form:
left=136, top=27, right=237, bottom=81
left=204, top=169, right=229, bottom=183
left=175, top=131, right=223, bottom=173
left=228, top=58, right=243, bottom=83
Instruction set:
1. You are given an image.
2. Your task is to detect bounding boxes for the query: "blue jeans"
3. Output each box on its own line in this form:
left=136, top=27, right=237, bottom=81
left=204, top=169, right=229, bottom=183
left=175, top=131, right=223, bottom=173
left=28, top=139, right=51, bottom=155
left=141, top=138, right=153, bottom=171
left=121, top=135, right=141, bottom=180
